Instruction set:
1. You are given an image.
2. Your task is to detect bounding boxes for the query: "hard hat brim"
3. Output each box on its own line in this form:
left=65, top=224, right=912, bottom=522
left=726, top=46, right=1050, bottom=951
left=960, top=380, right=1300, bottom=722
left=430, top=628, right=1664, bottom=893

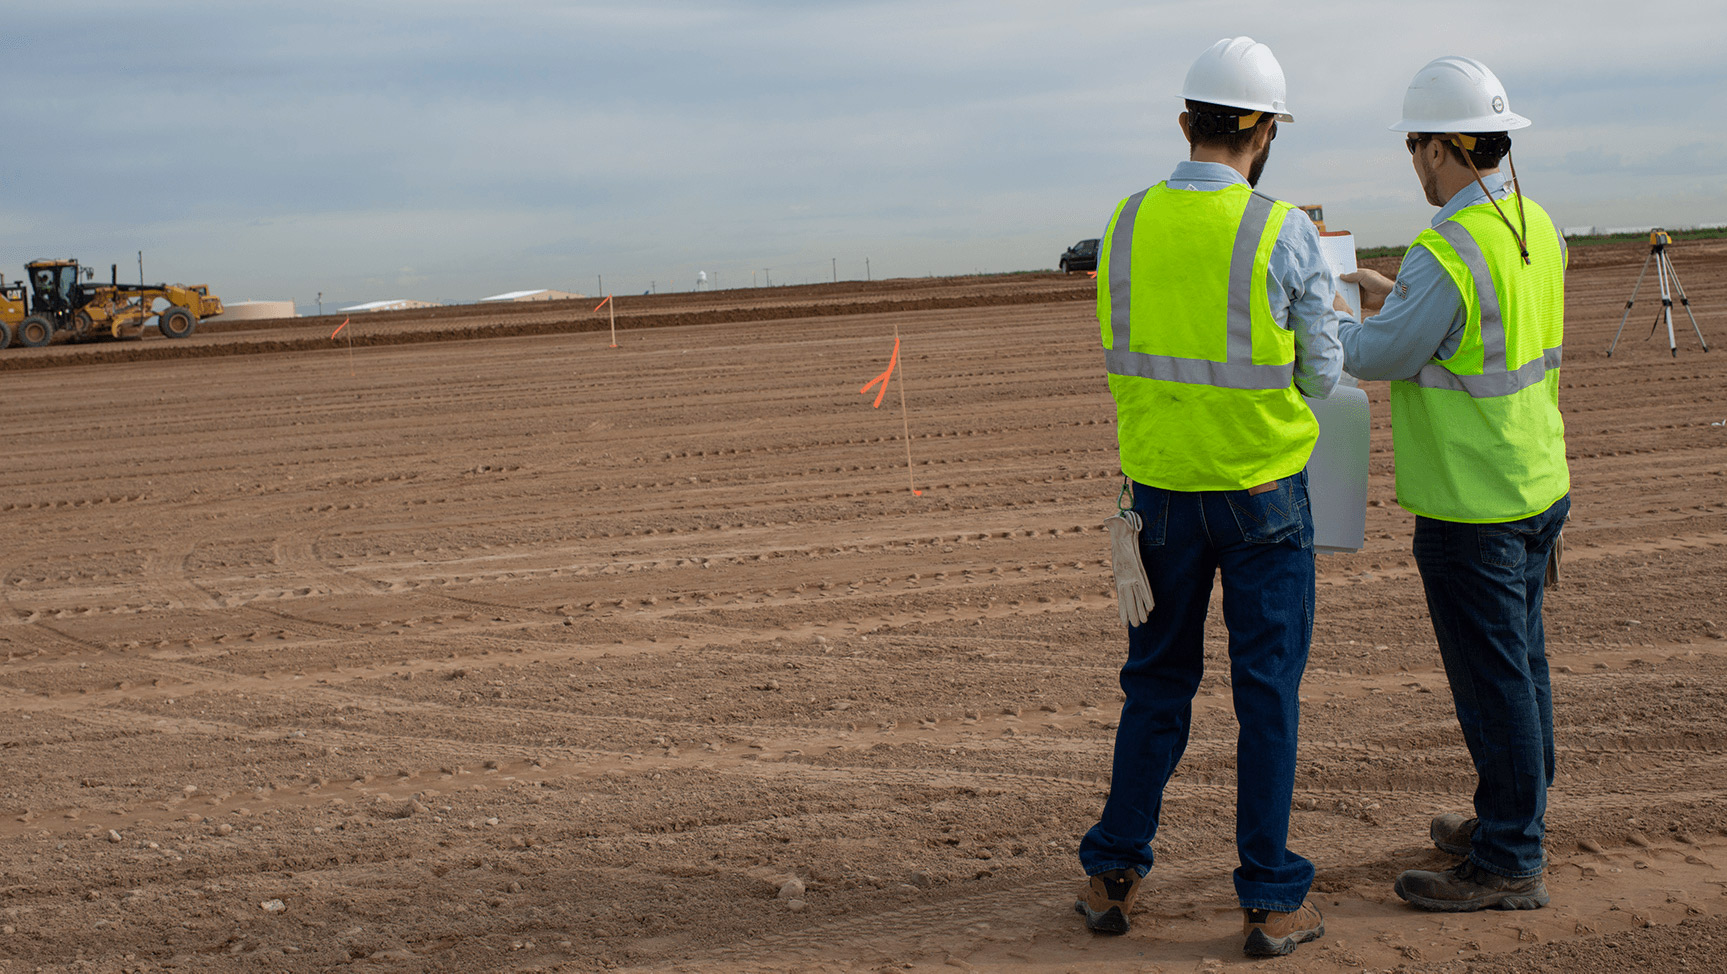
left=1175, top=95, right=1293, bottom=123
left=1387, top=111, right=1530, bottom=133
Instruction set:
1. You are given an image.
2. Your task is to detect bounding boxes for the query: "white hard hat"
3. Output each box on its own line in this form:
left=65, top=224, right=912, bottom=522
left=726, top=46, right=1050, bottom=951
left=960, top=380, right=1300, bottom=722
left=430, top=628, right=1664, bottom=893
left=1180, top=37, right=1293, bottom=122
left=1389, top=55, right=1530, bottom=132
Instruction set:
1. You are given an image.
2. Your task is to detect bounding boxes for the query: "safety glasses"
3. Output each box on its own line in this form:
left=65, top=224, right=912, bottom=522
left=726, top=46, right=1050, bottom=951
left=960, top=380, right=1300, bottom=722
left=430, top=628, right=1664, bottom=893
left=1408, top=133, right=1476, bottom=154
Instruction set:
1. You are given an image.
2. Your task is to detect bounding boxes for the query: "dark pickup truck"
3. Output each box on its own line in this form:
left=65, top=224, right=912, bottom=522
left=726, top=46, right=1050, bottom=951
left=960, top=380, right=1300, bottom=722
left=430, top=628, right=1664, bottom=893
left=1060, top=238, right=1100, bottom=273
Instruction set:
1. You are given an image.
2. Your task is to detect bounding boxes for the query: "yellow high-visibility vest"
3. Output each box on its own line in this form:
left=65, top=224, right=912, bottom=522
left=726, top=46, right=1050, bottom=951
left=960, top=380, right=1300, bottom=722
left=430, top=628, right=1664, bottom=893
left=1099, top=182, right=1318, bottom=491
left=1389, top=195, right=1569, bottom=522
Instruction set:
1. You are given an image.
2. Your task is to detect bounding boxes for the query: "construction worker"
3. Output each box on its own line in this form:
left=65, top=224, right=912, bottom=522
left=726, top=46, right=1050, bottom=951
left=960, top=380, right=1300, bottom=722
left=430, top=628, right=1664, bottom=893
left=1338, top=56, right=1569, bottom=912
left=1076, top=37, right=1346, bottom=957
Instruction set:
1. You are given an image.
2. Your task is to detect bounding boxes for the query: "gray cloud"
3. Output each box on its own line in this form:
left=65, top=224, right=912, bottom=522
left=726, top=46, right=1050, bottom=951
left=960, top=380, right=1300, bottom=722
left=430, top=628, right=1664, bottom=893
left=6, top=1, right=1725, bottom=306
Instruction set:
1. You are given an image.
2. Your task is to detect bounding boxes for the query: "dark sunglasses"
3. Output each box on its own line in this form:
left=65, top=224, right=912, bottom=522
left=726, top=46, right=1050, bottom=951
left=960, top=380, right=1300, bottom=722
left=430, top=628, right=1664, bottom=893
left=1405, top=134, right=1429, bottom=155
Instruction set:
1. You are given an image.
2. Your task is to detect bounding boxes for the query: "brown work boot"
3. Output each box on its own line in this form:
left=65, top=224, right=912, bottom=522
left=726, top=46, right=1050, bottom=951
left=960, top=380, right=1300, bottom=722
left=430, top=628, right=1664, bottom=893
left=1395, top=860, right=1548, bottom=912
left=1243, top=899, right=1324, bottom=956
left=1430, top=812, right=1477, bottom=856
left=1073, top=868, right=1141, bottom=934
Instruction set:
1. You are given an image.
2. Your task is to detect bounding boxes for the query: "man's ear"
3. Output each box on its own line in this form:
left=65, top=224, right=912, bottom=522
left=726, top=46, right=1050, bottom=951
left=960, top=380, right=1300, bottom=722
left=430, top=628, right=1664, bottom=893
left=1178, top=112, right=1192, bottom=145
left=1253, top=121, right=1273, bottom=153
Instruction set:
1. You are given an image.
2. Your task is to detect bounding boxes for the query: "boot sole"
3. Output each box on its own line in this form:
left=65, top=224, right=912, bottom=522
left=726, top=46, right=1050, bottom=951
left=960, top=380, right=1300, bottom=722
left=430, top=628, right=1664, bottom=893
left=1244, top=920, right=1324, bottom=957
left=1073, top=898, right=1129, bottom=935
left=1394, top=876, right=1549, bottom=912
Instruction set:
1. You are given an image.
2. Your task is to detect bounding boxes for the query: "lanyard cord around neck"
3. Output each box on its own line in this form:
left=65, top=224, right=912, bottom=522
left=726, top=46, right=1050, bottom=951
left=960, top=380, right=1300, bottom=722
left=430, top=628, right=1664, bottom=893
left=1454, top=136, right=1530, bottom=265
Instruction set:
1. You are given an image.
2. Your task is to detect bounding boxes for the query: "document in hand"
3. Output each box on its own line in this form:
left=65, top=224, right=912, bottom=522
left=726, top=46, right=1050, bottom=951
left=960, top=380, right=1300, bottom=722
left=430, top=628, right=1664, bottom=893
left=1319, top=230, right=1361, bottom=316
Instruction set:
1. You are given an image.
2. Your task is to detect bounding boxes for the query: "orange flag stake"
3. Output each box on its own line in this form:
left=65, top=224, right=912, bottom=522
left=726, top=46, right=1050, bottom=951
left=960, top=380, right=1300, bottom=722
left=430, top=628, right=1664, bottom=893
left=594, top=295, right=617, bottom=347
left=858, top=324, right=920, bottom=496
left=330, top=317, right=354, bottom=376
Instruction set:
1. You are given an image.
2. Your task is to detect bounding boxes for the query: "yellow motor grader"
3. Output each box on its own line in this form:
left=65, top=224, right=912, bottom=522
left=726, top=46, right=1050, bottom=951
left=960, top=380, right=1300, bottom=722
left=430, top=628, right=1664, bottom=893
left=0, top=258, right=222, bottom=349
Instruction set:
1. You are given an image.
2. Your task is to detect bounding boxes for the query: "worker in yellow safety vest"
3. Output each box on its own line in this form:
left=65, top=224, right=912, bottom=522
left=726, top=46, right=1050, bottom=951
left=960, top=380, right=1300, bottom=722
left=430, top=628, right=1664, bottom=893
left=1339, top=56, right=1570, bottom=913
left=1075, top=36, right=1350, bottom=958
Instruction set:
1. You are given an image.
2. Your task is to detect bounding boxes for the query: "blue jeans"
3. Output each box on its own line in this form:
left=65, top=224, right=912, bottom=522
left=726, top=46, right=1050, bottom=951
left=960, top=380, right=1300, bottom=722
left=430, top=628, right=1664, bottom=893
left=1413, top=494, right=1570, bottom=879
left=1080, top=472, right=1316, bottom=912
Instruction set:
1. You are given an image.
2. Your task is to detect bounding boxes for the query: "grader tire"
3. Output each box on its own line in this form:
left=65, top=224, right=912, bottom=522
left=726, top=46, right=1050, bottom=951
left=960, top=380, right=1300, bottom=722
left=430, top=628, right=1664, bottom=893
left=17, top=315, right=54, bottom=347
left=0, top=321, right=10, bottom=350
left=158, top=306, right=196, bottom=339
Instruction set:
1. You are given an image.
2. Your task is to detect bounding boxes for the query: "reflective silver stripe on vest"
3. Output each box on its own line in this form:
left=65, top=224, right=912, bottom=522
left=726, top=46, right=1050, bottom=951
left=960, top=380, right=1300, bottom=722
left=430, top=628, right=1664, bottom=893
left=1103, top=348, right=1296, bottom=390
left=1225, top=192, right=1277, bottom=363
left=1412, top=345, right=1562, bottom=397
left=1413, top=221, right=1555, bottom=397
left=1433, top=221, right=1506, bottom=373
left=1107, top=189, right=1149, bottom=354
left=1105, top=189, right=1290, bottom=389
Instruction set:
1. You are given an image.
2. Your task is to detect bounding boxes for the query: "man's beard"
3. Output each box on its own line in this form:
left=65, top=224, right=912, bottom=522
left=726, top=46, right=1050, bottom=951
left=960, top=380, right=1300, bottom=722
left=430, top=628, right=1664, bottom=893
left=1247, top=142, right=1271, bottom=188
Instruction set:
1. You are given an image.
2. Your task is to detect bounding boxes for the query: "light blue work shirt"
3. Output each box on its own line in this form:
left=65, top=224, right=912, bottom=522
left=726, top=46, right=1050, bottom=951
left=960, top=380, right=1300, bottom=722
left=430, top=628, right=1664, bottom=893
left=1339, top=172, right=1567, bottom=379
left=1132, top=161, right=1347, bottom=400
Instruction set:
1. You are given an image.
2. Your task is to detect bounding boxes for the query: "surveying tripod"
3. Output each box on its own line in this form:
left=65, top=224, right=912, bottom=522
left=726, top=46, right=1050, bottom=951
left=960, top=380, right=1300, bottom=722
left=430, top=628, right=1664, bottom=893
left=1607, top=229, right=1710, bottom=357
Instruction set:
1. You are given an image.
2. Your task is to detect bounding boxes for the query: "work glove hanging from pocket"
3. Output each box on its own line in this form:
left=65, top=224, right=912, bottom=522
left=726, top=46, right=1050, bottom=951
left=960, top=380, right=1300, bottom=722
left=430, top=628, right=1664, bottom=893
left=1108, top=509, right=1153, bottom=628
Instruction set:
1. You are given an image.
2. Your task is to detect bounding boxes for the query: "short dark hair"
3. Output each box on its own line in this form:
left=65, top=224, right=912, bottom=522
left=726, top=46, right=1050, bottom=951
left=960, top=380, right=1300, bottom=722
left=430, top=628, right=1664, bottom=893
left=1418, top=132, right=1511, bottom=169
left=1185, top=99, right=1274, bottom=153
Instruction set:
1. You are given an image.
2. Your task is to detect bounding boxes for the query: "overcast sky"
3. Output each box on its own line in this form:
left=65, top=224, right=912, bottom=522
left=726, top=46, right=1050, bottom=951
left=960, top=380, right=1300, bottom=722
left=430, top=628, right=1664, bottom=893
left=8, top=1, right=1725, bottom=310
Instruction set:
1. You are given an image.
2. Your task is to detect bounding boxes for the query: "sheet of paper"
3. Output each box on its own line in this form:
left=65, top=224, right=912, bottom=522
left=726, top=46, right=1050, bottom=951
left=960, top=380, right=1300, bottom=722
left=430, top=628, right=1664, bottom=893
left=1304, top=384, right=1369, bottom=553
left=1318, top=231, right=1361, bottom=318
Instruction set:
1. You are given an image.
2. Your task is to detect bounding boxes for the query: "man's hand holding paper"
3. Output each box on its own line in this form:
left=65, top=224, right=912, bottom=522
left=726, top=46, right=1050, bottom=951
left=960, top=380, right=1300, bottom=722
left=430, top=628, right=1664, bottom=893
left=1340, top=268, right=1395, bottom=314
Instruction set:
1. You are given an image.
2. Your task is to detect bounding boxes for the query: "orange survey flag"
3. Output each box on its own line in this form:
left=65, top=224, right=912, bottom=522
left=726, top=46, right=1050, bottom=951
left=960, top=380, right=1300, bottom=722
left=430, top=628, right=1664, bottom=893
left=859, top=337, right=900, bottom=408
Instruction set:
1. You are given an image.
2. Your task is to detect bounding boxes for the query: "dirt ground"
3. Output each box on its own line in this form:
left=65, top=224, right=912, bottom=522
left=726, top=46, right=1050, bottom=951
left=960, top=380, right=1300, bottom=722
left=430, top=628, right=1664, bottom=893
left=1, top=241, right=1724, bottom=973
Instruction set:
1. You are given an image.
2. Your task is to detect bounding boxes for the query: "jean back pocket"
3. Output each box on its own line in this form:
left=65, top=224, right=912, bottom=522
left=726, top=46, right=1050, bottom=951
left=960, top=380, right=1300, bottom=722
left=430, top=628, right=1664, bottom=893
left=1225, top=475, right=1310, bottom=546
left=1477, top=525, right=1529, bottom=569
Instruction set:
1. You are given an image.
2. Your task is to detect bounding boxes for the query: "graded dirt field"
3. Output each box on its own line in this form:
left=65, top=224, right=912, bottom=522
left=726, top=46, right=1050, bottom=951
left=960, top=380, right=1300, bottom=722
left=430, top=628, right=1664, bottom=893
left=1, top=243, right=1725, bottom=973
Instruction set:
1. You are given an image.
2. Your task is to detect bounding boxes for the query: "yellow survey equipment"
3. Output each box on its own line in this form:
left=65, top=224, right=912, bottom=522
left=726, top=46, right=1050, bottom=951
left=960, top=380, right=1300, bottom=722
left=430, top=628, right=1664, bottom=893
left=0, top=258, right=223, bottom=349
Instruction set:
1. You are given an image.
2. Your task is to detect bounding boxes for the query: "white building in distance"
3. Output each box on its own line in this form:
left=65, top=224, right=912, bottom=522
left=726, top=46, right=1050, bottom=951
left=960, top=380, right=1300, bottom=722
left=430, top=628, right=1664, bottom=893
left=478, top=289, right=585, bottom=303
left=338, top=299, right=440, bottom=313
